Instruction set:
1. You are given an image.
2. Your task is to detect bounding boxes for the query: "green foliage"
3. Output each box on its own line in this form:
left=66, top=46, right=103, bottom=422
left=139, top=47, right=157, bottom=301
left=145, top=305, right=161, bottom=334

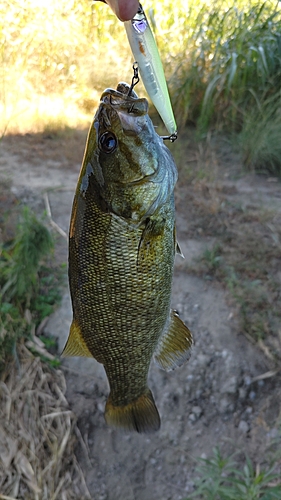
left=1, top=206, right=53, bottom=306
left=0, top=206, right=61, bottom=367
left=172, top=2, right=281, bottom=131
left=239, top=92, right=281, bottom=174
left=186, top=447, right=281, bottom=500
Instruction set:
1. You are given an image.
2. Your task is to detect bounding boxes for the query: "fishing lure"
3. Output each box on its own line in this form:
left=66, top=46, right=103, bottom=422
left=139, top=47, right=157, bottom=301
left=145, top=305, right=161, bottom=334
left=124, top=4, right=177, bottom=140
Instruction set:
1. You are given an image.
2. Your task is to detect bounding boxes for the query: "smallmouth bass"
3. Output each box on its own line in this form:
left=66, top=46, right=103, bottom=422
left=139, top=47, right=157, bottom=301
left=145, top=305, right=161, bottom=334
left=62, top=82, right=193, bottom=433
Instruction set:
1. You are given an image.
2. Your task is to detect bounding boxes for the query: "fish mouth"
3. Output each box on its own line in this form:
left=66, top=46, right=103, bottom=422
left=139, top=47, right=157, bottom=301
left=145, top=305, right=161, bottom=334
left=100, top=85, right=148, bottom=117
left=98, top=84, right=150, bottom=138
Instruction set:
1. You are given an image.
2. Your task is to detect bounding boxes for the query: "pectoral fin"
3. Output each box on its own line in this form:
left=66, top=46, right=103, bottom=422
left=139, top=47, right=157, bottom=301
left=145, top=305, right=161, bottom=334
left=154, top=310, right=193, bottom=371
left=61, top=319, right=93, bottom=358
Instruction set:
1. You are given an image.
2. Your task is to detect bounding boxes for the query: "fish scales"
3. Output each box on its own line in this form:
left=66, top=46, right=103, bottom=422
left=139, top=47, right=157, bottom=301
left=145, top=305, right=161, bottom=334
left=63, top=82, right=193, bottom=433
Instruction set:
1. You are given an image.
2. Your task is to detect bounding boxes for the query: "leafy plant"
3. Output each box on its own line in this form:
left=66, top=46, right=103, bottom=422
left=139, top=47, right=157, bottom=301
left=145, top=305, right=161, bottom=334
left=1, top=206, right=53, bottom=306
left=0, top=205, right=62, bottom=367
left=186, top=447, right=281, bottom=500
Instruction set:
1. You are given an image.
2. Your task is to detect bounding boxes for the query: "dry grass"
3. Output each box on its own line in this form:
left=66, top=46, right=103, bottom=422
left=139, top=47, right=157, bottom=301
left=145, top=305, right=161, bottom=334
left=0, top=343, right=91, bottom=500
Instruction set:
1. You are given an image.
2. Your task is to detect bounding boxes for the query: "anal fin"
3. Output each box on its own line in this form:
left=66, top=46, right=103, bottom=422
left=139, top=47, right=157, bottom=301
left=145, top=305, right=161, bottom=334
left=61, top=319, right=93, bottom=358
left=154, top=310, right=193, bottom=371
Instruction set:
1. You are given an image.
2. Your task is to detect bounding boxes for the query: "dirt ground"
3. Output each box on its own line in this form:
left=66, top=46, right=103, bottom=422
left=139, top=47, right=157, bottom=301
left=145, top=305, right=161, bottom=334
left=1, top=126, right=281, bottom=500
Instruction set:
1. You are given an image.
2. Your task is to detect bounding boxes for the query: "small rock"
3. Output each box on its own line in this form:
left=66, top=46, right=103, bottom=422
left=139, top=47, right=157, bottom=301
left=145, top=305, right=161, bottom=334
left=219, top=397, right=231, bottom=413
left=192, top=406, right=203, bottom=418
left=97, top=402, right=104, bottom=413
left=267, top=428, right=279, bottom=439
left=238, top=420, right=249, bottom=433
left=221, top=376, right=238, bottom=395
left=196, top=354, right=209, bottom=368
left=239, top=387, right=247, bottom=400
left=249, top=391, right=256, bottom=401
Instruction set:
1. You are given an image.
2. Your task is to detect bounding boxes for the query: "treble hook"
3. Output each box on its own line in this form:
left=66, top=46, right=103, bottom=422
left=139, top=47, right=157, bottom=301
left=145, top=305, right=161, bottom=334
left=127, top=62, right=140, bottom=96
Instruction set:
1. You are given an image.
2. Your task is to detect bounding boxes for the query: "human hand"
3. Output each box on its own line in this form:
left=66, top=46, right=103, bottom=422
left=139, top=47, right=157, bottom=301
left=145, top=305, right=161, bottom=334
left=103, top=0, right=139, bottom=21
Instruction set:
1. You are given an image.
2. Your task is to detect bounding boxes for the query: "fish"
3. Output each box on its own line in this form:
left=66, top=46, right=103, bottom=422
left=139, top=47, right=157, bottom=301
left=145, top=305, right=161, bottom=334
left=62, top=81, right=193, bottom=433
left=124, top=4, right=177, bottom=138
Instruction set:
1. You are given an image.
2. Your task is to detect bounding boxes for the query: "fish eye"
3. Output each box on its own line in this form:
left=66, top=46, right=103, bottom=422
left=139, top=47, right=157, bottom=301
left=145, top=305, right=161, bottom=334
left=99, top=131, right=117, bottom=154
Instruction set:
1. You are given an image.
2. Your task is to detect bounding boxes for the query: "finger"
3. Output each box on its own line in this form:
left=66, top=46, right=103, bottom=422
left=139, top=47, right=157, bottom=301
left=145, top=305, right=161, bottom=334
left=105, top=0, right=139, bottom=21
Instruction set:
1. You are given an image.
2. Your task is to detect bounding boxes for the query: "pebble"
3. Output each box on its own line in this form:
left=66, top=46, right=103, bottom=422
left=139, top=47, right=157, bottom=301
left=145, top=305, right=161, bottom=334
left=249, top=390, right=256, bottom=401
left=97, top=402, right=104, bottom=413
left=239, top=387, right=247, bottom=400
left=192, top=406, right=203, bottom=418
left=238, top=420, right=249, bottom=433
left=221, top=375, right=238, bottom=395
left=244, top=375, right=252, bottom=386
left=267, top=428, right=279, bottom=439
left=219, top=397, right=232, bottom=413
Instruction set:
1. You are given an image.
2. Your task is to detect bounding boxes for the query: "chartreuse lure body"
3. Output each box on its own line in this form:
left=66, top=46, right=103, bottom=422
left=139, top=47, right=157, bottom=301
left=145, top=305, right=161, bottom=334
left=124, top=4, right=177, bottom=139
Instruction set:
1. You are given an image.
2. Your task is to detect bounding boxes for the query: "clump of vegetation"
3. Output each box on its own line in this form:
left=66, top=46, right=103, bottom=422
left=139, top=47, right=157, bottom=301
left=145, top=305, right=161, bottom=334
left=186, top=447, right=281, bottom=500
left=172, top=2, right=281, bottom=129
left=2, top=0, right=281, bottom=172
left=0, top=205, right=61, bottom=367
left=239, top=92, right=281, bottom=174
left=1, top=206, right=53, bottom=304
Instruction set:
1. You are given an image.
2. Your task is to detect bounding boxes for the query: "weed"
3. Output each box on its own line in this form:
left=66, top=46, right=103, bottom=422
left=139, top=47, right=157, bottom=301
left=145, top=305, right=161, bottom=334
left=1, top=206, right=53, bottom=306
left=0, top=204, right=62, bottom=368
left=239, top=92, right=281, bottom=174
left=186, top=447, right=281, bottom=500
left=201, top=244, right=223, bottom=275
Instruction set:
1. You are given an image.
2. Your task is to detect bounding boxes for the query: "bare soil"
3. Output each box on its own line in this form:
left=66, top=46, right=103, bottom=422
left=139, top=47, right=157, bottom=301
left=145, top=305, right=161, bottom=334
left=1, top=128, right=281, bottom=500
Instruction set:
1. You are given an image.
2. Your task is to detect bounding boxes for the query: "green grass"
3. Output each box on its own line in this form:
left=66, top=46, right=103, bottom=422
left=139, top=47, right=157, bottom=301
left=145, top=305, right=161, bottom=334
left=0, top=205, right=62, bottom=368
left=186, top=447, right=281, bottom=500
left=239, top=92, right=281, bottom=174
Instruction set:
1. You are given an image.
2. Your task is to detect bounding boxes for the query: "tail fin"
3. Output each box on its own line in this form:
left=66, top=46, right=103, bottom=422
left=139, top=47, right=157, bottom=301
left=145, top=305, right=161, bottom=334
left=105, top=388, right=160, bottom=433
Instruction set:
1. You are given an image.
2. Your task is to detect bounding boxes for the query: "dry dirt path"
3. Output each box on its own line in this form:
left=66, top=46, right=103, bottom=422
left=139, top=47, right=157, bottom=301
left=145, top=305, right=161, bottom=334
left=1, top=131, right=280, bottom=500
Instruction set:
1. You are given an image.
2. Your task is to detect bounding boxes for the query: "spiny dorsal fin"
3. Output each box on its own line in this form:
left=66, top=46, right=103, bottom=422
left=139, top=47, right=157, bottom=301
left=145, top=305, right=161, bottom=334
left=154, top=310, right=193, bottom=371
left=105, top=388, right=160, bottom=433
left=61, top=319, right=93, bottom=358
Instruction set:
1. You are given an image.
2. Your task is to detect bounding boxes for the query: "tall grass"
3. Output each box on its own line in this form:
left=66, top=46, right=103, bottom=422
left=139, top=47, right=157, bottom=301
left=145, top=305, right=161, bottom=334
left=1, top=0, right=281, bottom=171
left=171, top=1, right=281, bottom=130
